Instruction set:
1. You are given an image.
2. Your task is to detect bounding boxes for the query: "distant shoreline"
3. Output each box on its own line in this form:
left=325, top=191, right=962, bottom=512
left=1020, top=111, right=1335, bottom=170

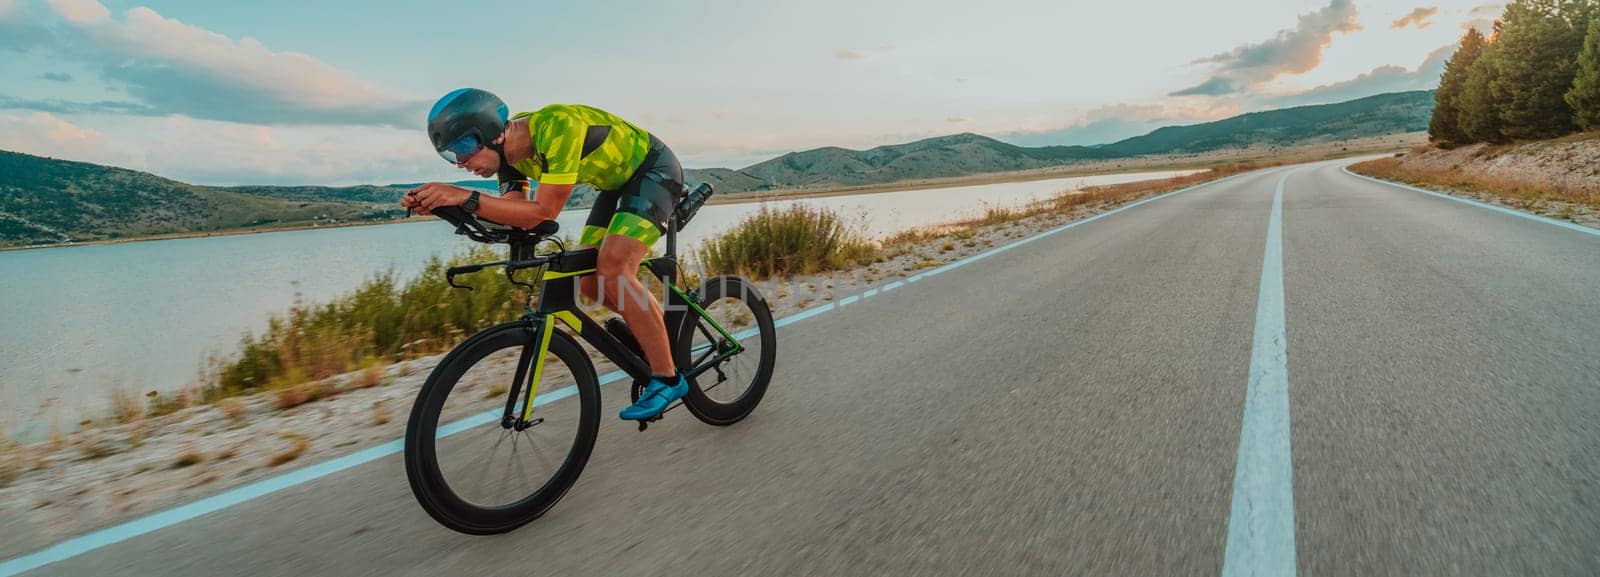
left=0, top=133, right=1423, bottom=253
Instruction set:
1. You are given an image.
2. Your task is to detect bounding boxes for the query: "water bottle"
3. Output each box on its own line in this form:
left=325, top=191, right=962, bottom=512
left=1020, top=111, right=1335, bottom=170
left=674, top=183, right=715, bottom=230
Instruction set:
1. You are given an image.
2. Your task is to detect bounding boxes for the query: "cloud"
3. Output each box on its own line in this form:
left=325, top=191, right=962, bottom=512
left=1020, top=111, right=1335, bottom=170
left=36, top=71, right=72, bottom=82
left=1392, top=7, right=1438, bottom=29
left=0, top=111, right=124, bottom=163
left=1172, top=0, right=1361, bottom=96
left=833, top=44, right=893, bottom=61
left=122, top=116, right=445, bottom=185
left=944, top=116, right=969, bottom=123
left=0, top=110, right=444, bottom=186
left=1269, top=44, right=1451, bottom=107
left=1469, top=4, right=1503, bottom=16
left=2, top=0, right=423, bottom=127
left=0, top=94, right=162, bottom=115
left=0, top=0, right=51, bottom=50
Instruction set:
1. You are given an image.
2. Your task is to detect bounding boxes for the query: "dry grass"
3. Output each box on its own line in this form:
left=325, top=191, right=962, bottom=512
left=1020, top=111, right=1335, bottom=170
left=0, top=438, right=20, bottom=488
left=216, top=398, right=248, bottom=423
left=371, top=402, right=392, bottom=426
left=1350, top=156, right=1600, bottom=214
left=272, top=381, right=332, bottom=410
left=77, top=434, right=117, bottom=461
left=109, top=386, right=143, bottom=425
left=267, top=432, right=310, bottom=467
left=353, top=363, right=386, bottom=390
left=171, top=447, right=204, bottom=469
left=145, top=389, right=192, bottom=419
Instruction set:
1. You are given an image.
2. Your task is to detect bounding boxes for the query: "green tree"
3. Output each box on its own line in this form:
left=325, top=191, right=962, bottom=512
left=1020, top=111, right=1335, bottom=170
left=1490, top=0, right=1584, bottom=140
left=1459, top=40, right=1506, bottom=143
left=1568, top=17, right=1600, bottom=129
left=1431, top=28, right=1488, bottom=146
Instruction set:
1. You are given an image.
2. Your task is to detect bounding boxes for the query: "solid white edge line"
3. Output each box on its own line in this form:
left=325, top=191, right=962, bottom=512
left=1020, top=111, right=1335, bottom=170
left=1340, top=165, right=1600, bottom=238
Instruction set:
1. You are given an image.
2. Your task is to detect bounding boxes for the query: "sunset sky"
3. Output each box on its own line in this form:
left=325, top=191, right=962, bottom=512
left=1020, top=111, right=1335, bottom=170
left=0, top=0, right=1500, bottom=185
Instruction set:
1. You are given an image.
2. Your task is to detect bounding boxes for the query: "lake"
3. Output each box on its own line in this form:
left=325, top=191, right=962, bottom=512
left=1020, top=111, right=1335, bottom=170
left=0, top=169, right=1196, bottom=431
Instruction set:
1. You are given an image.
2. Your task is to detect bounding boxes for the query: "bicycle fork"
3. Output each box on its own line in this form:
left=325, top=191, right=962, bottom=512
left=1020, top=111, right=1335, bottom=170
left=502, top=315, right=558, bottom=431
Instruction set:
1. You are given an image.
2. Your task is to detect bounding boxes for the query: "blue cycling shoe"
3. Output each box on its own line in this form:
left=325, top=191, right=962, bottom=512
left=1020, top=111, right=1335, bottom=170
left=620, top=373, right=688, bottom=420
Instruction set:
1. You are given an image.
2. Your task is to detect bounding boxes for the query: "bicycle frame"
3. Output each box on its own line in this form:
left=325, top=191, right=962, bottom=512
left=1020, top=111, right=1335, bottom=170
left=497, top=222, right=745, bottom=428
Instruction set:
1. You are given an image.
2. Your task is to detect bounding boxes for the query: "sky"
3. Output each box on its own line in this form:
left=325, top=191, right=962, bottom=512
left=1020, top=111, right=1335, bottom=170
left=0, top=0, right=1502, bottom=185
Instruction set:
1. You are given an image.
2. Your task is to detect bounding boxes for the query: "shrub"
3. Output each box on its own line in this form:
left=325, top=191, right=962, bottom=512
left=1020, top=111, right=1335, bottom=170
left=209, top=246, right=518, bottom=398
left=693, top=204, right=879, bottom=278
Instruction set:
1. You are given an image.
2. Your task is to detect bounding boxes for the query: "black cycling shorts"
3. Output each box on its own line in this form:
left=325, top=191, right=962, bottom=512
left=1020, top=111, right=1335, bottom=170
left=578, top=135, right=683, bottom=247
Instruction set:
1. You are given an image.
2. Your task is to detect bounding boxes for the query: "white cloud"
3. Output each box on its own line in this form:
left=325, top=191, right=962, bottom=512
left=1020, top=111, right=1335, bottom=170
left=0, top=111, right=124, bottom=163
left=123, top=117, right=444, bottom=185
left=1392, top=7, right=1440, bottom=29
left=9, top=0, right=422, bottom=127
left=1268, top=43, right=1450, bottom=107
left=1173, top=0, right=1362, bottom=96
left=48, top=0, right=105, bottom=23
left=833, top=44, right=894, bottom=62
left=0, top=111, right=444, bottom=186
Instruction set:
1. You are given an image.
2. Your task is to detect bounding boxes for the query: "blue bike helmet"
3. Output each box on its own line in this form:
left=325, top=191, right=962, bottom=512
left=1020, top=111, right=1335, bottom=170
left=427, top=88, right=509, bottom=164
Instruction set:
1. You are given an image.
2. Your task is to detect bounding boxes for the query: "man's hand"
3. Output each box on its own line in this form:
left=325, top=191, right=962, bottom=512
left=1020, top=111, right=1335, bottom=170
left=402, top=183, right=472, bottom=215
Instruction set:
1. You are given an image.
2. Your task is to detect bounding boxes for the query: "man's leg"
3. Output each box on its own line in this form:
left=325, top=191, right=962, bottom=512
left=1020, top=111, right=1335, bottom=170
left=591, top=233, right=675, bottom=377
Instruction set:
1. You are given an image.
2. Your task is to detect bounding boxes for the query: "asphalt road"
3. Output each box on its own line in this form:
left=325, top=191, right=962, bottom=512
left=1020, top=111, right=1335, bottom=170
left=12, top=159, right=1600, bottom=576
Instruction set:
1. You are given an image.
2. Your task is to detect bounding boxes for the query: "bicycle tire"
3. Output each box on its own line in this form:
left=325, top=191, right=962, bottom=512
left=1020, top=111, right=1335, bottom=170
left=674, top=275, right=778, bottom=425
left=404, top=320, right=600, bottom=534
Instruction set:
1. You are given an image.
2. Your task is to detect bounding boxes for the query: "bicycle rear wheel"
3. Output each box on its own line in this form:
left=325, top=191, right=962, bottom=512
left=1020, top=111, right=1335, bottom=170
left=674, top=275, right=777, bottom=425
left=404, top=320, right=599, bottom=534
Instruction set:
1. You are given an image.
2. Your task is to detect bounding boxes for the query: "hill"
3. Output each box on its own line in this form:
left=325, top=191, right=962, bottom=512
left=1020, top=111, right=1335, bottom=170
left=691, top=90, right=1434, bottom=192
left=0, top=151, right=401, bottom=248
left=1097, top=91, right=1434, bottom=156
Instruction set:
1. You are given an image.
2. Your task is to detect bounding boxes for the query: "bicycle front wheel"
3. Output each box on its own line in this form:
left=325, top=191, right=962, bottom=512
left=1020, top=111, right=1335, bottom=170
left=675, top=275, right=778, bottom=425
left=404, top=320, right=599, bottom=535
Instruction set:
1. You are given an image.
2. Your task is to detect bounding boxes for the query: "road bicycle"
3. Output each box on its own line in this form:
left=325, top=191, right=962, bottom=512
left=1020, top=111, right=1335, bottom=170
left=403, top=184, right=777, bottom=534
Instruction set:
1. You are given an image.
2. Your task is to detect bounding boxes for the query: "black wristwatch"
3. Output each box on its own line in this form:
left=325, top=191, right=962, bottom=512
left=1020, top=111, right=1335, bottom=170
left=462, top=190, right=481, bottom=215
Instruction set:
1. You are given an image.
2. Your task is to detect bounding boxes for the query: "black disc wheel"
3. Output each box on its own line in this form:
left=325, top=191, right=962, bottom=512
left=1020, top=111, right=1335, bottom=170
left=674, top=275, right=777, bottom=425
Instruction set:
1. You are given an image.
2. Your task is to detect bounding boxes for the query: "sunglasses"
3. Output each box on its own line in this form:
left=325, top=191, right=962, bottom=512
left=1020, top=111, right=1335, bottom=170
left=438, top=134, right=483, bottom=165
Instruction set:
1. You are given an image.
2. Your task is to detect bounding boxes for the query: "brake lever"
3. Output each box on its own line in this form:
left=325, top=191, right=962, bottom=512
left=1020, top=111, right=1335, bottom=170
left=446, top=270, right=474, bottom=291
left=446, top=260, right=505, bottom=291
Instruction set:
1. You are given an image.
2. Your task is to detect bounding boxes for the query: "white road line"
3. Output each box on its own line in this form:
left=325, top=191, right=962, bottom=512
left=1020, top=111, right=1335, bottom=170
left=1221, top=169, right=1298, bottom=577
left=1342, top=166, right=1600, bottom=238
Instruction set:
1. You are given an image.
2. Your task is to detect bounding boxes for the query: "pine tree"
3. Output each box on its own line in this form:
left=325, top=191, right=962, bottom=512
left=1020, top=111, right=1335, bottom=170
left=1431, top=29, right=1488, bottom=146
left=1459, top=41, right=1506, bottom=143
left=1568, top=17, right=1600, bottom=129
left=1491, top=0, right=1583, bottom=140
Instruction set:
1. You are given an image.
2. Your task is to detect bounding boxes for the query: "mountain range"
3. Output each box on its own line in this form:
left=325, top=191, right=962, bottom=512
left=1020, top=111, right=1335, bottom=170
left=687, top=90, right=1433, bottom=191
left=0, top=90, right=1433, bottom=248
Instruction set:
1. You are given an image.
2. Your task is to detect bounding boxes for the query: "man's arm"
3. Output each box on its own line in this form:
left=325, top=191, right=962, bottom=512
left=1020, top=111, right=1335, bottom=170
left=475, top=183, right=574, bottom=227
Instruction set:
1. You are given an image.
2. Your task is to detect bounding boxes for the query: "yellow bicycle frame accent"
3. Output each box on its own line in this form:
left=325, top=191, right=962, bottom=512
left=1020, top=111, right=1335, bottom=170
left=542, top=268, right=596, bottom=281
left=519, top=311, right=584, bottom=422
left=520, top=318, right=557, bottom=422
left=551, top=310, right=583, bottom=331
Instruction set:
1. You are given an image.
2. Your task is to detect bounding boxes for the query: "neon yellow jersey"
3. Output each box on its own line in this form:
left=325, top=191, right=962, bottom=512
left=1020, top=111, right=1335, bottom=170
left=508, top=104, right=652, bottom=191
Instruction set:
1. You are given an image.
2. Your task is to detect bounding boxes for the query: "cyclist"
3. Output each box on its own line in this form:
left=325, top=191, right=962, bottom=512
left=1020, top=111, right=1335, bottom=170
left=403, top=88, right=687, bottom=421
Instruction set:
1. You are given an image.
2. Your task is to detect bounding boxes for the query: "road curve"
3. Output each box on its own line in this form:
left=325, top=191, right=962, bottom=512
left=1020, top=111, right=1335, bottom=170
left=11, top=159, right=1600, bottom=576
